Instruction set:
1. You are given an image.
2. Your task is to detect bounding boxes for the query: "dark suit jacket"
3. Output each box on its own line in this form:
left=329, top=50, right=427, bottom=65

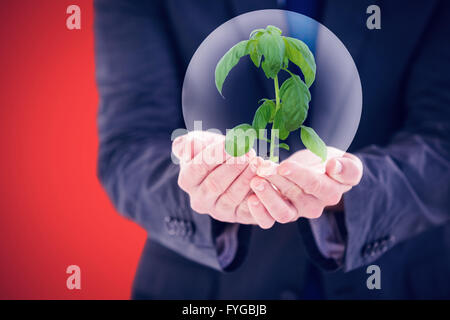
left=94, top=0, right=450, bottom=299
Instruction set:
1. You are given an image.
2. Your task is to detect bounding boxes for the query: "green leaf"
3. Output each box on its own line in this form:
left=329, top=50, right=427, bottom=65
left=258, top=98, right=276, bottom=121
left=215, top=40, right=249, bottom=95
left=246, top=40, right=262, bottom=68
left=272, top=108, right=289, bottom=140
left=249, top=29, right=265, bottom=40
left=283, top=55, right=289, bottom=69
left=300, top=125, right=327, bottom=161
left=252, top=99, right=275, bottom=137
left=258, top=32, right=285, bottom=79
left=266, top=25, right=282, bottom=35
left=225, top=124, right=257, bottom=157
left=279, top=73, right=311, bottom=132
left=283, top=37, right=316, bottom=88
left=278, top=143, right=290, bottom=151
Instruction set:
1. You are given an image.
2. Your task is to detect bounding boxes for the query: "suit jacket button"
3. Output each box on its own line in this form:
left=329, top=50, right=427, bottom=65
left=179, top=220, right=187, bottom=237
left=186, top=221, right=195, bottom=237
left=164, top=216, right=176, bottom=235
left=184, top=221, right=191, bottom=237
left=362, top=243, right=372, bottom=257
left=173, top=218, right=182, bottom=236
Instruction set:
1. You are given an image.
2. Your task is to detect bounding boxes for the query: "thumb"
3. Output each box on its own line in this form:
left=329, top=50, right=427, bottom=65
left=326, top=155, right=363, bottom=186
left=172, top=133, right=214, bottom=162
left=172, top=135, right=186, bottom=160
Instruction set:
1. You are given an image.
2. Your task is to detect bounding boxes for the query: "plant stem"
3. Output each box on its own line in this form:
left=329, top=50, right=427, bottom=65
left=274, top=75, right=280, bottom=111
left=270, top=75, right=281, bottom=162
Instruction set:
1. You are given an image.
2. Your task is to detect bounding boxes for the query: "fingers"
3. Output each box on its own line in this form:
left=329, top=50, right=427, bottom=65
left=247, top=194, right=275, bottom=229
left=172, top=132, right=224, bottom=162
left=177, top=139, right=230, bottom=191
left=255, top=158, right=278, bottom=177
left=197, top=156, right=251, bottom=210
left=264, top=174, right=324, bottom=219
left=172, top=135, right=186, bottom=159
left=277, top=161, right=350, bottom=205
left=326, top=154, right=363, bottom=186
left=234, top=198, right=255, bottom=224
left=215, top=161, right=257, bottom=213
left=250, top=176, right=297, bottom=223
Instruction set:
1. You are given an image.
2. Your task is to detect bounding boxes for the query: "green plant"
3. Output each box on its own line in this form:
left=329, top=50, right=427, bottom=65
left=215, top=25, right=327, bottom=162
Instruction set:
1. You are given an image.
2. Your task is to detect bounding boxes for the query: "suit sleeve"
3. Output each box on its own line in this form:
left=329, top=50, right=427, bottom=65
left=94, top=0, right=248, bottom=271
left=300, top=1, right=450, bottom=272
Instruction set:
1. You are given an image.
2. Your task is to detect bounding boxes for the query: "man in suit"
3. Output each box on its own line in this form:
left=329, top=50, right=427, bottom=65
left=94, top=0, right=450, bottom=299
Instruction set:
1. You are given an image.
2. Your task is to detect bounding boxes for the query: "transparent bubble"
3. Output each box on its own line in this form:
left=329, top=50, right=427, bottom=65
left=182, top=9, right=362, bottom=160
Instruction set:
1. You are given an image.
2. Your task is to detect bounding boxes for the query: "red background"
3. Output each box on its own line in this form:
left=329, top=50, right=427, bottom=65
left=0, top=0, right=146, bottom=299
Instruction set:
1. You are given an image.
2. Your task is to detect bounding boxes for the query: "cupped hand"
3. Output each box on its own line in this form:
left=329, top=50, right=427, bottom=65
left=247, top=147, right=363, bottom=228
left=172, top=131, right=258, bottom=224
